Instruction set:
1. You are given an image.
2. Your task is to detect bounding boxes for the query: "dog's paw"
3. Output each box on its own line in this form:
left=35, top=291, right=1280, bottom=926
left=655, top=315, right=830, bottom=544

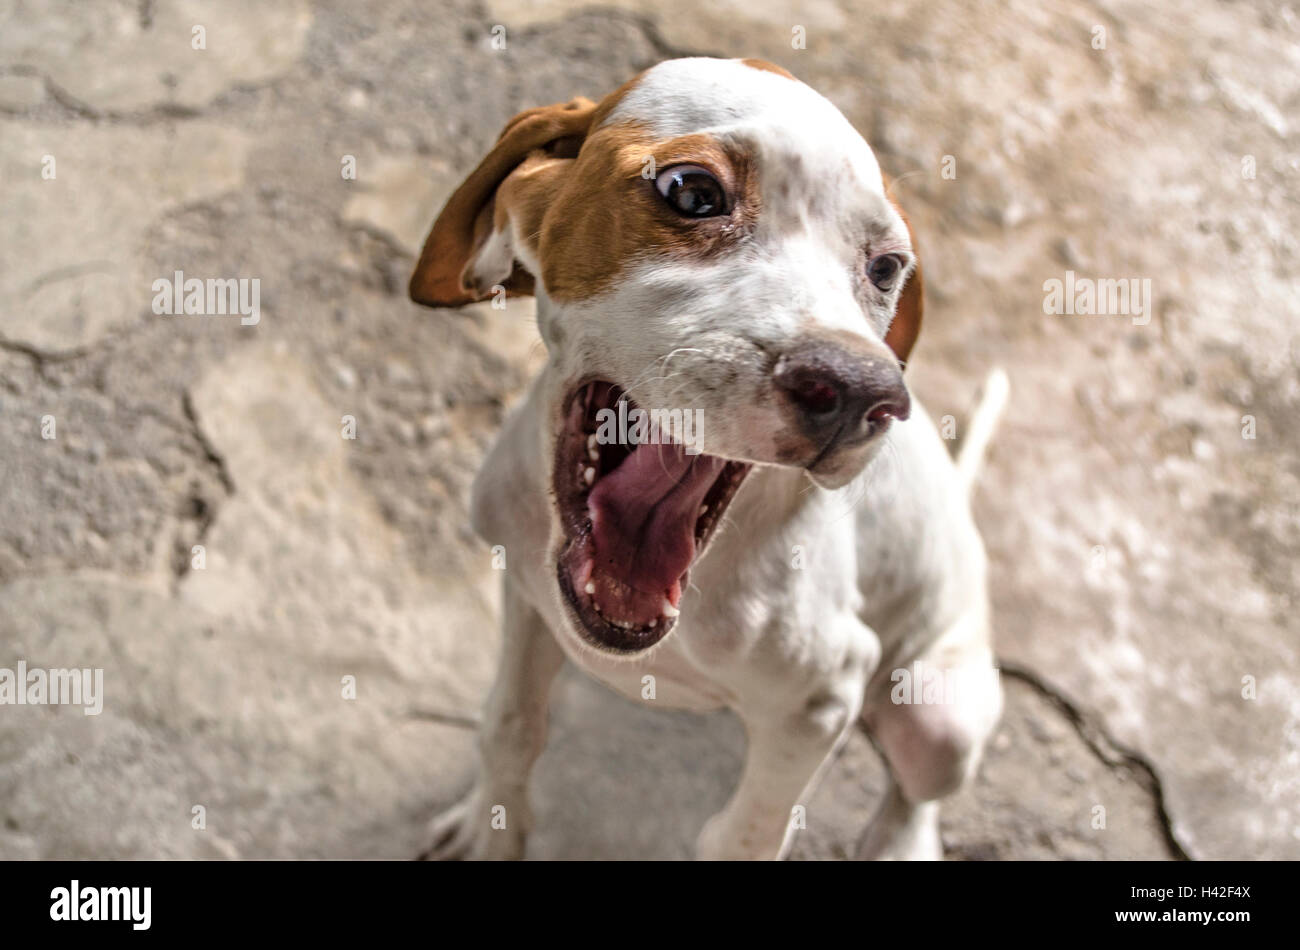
left=854, top=817, right=943, bottom=861
left=418, top=787, right=528, bottom=861
left=695, top=812, right=790, bottom=861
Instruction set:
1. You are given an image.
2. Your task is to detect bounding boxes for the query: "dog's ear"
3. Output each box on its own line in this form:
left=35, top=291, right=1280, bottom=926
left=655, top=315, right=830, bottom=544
left=881, top=174, right=924, bottom=367
left=409, top=97, right=598, bottom=308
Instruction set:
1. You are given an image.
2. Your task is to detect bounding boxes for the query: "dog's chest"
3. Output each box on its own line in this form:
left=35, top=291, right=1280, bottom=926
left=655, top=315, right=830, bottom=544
left=555, top=482, right=871, bottom=713
left=559, top=632, right=738, bottom=713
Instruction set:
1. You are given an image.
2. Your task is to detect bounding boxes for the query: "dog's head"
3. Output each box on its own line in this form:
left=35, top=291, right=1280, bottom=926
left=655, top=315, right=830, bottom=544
left=411, top=57, right=923, bottom=656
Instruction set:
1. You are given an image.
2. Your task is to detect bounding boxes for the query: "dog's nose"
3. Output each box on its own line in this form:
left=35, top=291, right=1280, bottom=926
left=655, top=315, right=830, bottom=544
left=774, top=342, right=910, bottom=448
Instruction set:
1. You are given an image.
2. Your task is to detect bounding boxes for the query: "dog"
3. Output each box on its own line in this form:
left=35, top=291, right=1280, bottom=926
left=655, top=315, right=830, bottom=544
left=409, top=57, right=1007, bottom=860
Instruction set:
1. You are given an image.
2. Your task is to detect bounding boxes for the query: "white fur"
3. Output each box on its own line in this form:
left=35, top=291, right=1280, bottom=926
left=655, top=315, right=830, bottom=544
left=423, top=59, right=1005, bottom=861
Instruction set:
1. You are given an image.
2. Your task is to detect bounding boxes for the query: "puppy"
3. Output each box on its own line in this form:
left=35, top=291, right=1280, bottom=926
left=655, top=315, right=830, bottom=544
left=410, top=57, right=1006, bottom=860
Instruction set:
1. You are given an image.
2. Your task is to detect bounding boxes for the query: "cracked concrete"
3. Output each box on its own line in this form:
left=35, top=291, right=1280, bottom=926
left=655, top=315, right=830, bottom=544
left=996, top=665, right=1190, bottom=860
left=1, top=0, right=1297, bottom=859
left=1, top=121, right=253, bottom=352
left=0, top=1, right=313, bottom=115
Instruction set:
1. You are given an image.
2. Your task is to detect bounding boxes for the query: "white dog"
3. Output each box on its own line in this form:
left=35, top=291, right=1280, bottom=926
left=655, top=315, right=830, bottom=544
left=410, top=57, right=1007, bottom=860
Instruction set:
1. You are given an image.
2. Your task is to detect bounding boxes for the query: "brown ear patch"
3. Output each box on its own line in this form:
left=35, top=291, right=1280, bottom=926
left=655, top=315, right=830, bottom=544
left=408, top=97, right=597, bottom=308
left=881, top=173, right=923, bottom=366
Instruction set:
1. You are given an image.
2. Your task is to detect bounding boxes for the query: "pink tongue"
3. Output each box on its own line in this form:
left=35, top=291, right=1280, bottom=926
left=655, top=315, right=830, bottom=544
left=586, top=443, right=724, bottom=624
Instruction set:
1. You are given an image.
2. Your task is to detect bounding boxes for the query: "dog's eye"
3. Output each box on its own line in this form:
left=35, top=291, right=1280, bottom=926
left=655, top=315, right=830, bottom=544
left=655, top=165, right=726, bottom=217
left=867, top=254, right=903, bottom=291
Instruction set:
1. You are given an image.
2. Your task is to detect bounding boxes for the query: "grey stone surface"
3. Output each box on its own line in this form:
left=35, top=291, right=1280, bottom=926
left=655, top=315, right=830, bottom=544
left=0, top=122, right=252, bottom=352
left=1, top=0, right=1296, bottom=859
left=0, top=0, right=313, bottom=113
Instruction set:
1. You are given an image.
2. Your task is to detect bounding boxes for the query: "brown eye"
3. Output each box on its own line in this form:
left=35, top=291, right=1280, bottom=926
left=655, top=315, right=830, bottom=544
left=867, top=253, right=902, bottom=291
left=655, top=165, right=726, bottom=217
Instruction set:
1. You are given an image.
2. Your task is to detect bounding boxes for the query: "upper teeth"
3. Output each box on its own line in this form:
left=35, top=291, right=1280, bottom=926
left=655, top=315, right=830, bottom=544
left=662, top=598, right=680, bottom=619
left=583, top=467, right=595, bottom=485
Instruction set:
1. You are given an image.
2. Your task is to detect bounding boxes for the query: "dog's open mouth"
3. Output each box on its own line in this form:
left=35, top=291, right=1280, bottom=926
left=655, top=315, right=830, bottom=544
left=554, top=381, right=751, bottom=653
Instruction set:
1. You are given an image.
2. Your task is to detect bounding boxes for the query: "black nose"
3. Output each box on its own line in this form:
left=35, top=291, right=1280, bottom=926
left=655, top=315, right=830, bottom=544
left=774, top=341, right=911, bottom=448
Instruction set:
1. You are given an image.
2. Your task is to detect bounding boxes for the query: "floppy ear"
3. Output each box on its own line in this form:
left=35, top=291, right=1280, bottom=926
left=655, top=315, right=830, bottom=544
left=409, top=97, right=598, bottom=308
left=881, top=173, right=924, bottom=367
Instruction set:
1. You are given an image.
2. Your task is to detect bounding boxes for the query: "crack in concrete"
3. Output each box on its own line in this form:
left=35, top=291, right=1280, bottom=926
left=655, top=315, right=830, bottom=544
left=173, top=389, right=235, bottom=584
left=507, top=8, right=720, bottom=69
left=181, top=388, right=234, bottom=493
left=0, top=335, right=90, bottom=380
left=997, top=660, right=1194, bottom=861
left=21, top=260, right=120, bottom=295
left=405, top=707, right=480, bottom=730
left=625, top=11, right=725, bottom=61
left=0, top=66, right=202, bottom=123
left=0, top=66, right=101, bottom=120
left=340, top=218, right=413, bottom=263
left=338, top=217, right=413, bottom=296
left=0, top=308, right=169, bottom=381
left=0, top=64, right=289, bottom=124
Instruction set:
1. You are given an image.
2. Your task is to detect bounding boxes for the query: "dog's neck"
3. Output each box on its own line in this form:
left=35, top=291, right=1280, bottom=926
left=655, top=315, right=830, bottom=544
left=728, top=463, right=817, bottom=529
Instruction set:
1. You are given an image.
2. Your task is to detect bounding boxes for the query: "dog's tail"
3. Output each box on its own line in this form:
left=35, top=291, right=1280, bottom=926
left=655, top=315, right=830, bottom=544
left=955, top=367, right=1009, bottom=493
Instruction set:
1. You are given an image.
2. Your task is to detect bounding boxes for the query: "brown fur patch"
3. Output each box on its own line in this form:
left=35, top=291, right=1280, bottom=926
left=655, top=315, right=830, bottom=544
left=536, top=124, right=759, bottom=302
left=881, top=173, right=924, bottom=365
left=741, top=58, right=797, bottom=80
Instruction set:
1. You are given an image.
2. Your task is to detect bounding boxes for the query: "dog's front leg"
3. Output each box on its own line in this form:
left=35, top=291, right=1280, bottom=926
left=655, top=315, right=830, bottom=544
left=697, top=690, right=861, bottom=860
left=422, top=577, right=564, bottom=860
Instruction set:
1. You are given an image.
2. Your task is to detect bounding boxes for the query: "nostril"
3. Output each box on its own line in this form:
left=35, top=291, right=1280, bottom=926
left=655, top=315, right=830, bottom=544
left=776, top=345, right=909, bottom=441
left=866, top=395, right=910, bottom=424
left=789, top=377, right=841, bottom=417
